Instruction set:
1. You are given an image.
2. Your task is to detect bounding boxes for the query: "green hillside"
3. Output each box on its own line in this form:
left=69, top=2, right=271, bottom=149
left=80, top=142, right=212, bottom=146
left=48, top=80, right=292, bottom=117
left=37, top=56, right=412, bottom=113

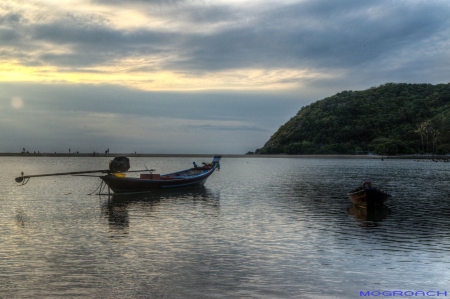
left=257, top=83, right=450, bottom=155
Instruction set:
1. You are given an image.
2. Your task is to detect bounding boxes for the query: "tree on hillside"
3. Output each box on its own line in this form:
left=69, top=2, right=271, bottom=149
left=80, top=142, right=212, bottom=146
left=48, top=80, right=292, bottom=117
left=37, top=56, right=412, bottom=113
left=415, top=123, right=426, bottom=151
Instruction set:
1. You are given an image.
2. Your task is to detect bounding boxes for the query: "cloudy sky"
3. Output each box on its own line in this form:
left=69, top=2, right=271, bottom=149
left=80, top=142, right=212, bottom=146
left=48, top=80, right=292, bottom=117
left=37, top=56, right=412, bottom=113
left=1, top=0, right=449, bottom=154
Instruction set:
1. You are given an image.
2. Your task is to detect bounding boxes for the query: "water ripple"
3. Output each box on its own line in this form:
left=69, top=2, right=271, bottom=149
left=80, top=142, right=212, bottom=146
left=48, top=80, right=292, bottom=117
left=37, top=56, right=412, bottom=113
left=1, top=157, right=450, bottom=298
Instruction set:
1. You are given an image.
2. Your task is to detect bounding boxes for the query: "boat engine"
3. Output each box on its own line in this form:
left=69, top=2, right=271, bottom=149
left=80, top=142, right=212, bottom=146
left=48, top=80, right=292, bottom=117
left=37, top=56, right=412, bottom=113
left=109, top=156, right=130, bottom=173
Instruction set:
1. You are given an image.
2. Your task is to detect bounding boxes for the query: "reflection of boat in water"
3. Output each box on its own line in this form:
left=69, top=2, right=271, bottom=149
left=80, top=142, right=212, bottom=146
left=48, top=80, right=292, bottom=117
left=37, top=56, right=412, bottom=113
left=102, top=186, right=220, bottom=231
left=348, top=204, right=391, bottom=223
left=107, top=186, right=219, bottom=203
left=348, top=181, right=391, bottom=208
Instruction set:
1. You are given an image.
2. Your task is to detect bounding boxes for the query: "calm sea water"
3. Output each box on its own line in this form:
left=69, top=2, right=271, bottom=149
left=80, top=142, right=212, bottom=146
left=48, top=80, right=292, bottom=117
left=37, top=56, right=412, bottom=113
left=1, top=157, right=450, bottom=298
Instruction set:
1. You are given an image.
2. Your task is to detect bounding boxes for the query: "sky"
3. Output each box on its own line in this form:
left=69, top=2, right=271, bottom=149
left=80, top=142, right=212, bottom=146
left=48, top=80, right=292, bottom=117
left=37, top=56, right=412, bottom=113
left=1, top=0, right=449, bottom=154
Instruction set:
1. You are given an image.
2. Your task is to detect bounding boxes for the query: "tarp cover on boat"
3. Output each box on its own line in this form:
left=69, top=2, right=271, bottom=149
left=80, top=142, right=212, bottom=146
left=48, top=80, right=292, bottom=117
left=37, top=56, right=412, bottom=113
left=109, top=156, right=130, bottom=173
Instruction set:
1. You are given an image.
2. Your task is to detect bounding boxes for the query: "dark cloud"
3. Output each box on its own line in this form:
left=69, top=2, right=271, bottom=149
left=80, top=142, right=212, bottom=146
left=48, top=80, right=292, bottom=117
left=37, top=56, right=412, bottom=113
left=0, top=12, right=22, bottom=25
left=30, top=21, right=179, bottom=66
left=178, top=0, right=450, bottom=71
left=0, top=27, right=18, bottom=42
left=170, top=4, right=238, bottom=24
left=33, top=23, right=165, bottom=47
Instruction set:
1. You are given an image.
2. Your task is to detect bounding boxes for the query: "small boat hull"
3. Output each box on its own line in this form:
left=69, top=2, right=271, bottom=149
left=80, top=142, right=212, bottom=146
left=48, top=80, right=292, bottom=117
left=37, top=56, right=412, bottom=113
left=101, top=157, right=221, bottom=193
left=348, top=181, right=391, bottom=208
left=101, top=171, right=213, bottom=193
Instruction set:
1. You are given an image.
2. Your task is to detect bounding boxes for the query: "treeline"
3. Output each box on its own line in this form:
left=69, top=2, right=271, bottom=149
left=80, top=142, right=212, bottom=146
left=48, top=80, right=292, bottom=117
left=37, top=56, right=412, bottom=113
left=256, top=83, right=450, bottom=155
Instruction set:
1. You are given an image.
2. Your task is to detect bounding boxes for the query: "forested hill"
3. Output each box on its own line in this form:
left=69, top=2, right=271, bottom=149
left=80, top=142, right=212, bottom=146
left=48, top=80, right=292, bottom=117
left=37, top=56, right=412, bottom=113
left=257, top=83, right=450, bottom=155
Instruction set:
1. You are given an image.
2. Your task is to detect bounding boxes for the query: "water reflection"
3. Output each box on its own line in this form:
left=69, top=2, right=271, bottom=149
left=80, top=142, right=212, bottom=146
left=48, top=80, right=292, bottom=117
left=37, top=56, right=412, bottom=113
left=15, top=209, right=29, bottom=228
left=101, top=186, right=220, bottom=232
left=104, top=202, right=130, bottom=234
left=348, top=204, right=391, bottom=226
left=4, top=157, right=450, bottom=298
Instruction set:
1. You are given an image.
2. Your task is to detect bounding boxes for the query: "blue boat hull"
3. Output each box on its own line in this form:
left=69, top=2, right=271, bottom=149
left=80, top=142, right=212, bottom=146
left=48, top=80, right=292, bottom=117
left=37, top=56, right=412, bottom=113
left=101, top=157, right=220, bottom=193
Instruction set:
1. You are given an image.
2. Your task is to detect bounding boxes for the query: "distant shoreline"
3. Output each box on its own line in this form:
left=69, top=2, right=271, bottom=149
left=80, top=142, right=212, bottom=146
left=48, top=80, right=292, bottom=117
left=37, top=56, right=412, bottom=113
left=0, top=153, right=447, bottom=159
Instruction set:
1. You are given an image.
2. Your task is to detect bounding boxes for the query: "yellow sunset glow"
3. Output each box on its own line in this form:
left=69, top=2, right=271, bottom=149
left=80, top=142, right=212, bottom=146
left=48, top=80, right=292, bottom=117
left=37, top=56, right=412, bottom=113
left=0, top=47, right=322, bottom=92
left=0, top=59, right=331, bottom=91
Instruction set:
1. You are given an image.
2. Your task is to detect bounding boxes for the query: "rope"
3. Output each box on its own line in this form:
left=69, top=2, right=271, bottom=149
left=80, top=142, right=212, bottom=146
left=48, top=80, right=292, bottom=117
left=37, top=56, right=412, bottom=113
left=88, top=180, right=105, bottom=195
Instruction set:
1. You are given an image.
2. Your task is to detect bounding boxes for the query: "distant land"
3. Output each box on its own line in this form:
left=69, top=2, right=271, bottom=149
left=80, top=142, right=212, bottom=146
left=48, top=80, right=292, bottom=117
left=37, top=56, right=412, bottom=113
left=2, top=153, right=450, bottom=161
left=0, top=152, right=379, bottom=159
left=252, top=83, right=450, bottom=155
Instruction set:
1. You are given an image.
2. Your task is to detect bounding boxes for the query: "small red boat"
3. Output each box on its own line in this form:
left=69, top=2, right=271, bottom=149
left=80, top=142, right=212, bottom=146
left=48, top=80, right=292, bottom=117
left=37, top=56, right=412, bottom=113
left=347, top=181, right=391, bottom=208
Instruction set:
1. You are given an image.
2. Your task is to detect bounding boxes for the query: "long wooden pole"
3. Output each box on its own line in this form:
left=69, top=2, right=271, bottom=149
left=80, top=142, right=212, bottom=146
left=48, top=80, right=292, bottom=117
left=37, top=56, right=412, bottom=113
left=15, top=169, right=154, bottom=183
left=15, top=169, right=109, bottom=183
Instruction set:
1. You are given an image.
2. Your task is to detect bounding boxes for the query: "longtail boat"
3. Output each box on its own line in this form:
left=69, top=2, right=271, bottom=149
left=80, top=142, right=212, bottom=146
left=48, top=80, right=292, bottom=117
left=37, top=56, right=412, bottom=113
left=347, top=181, right=391, bottom=208
left=101, top=156, right=221, bottom=193
left=15, top=156, right=221, bottom=194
